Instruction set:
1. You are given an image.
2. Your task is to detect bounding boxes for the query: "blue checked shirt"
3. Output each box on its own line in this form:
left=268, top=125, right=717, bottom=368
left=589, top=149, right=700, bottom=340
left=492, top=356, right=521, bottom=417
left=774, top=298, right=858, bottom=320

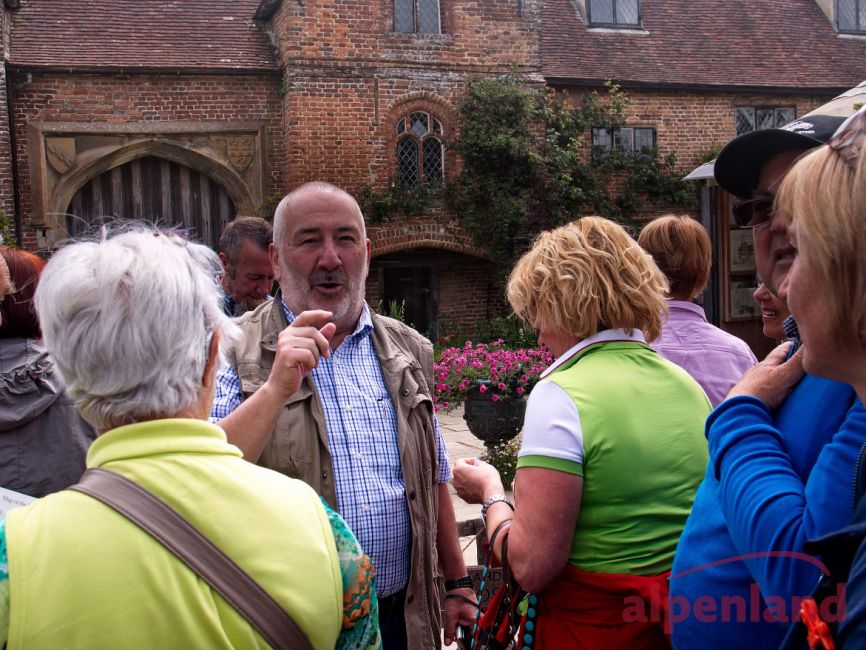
left=210, top=301, right=452, bottom=597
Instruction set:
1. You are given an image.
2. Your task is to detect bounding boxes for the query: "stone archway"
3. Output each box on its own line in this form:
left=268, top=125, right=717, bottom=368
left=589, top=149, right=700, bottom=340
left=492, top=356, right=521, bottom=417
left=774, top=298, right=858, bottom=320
left=28, top=121, right=266, bottom=248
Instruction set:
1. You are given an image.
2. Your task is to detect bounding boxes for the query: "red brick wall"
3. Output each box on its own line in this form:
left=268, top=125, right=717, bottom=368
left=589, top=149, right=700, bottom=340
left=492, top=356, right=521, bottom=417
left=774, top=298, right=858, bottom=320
left=268, top=0, right=540, bottom=72
left=9, top=71, right=285, bottom=247
left=437, top=253, right=509, bottom=338
left=268, top=0, right=541, bottom=195
left=0, top=7, right=16, bottom=240
left=562, top=87, right=828, bottom=171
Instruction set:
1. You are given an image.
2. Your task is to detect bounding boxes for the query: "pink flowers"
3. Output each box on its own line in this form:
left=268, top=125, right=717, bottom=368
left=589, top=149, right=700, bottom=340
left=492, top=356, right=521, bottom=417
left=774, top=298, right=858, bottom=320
left=433, top=341, right=553, bottom=412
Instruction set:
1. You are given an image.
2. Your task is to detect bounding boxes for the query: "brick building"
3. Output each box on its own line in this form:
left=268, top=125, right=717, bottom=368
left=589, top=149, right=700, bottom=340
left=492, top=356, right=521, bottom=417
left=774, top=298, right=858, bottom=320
left=2, top=0, right=866, bottom=347
left=542, top=0, right=866, bottom=355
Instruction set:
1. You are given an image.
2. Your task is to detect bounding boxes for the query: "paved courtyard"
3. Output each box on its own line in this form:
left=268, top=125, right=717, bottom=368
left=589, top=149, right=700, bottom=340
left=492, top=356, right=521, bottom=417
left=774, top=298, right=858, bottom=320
left=437, top=404, right=486, bottom=524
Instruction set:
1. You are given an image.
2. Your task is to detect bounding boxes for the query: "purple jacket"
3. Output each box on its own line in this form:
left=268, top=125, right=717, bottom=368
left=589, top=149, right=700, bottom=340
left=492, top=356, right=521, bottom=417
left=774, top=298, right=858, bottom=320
left=652, top=300, right=758, bottom=407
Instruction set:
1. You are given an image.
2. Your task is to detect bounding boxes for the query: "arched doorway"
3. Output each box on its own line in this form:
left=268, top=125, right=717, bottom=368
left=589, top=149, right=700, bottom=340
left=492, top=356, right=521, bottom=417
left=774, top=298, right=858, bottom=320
left=65, top=156, right=236, bottom=248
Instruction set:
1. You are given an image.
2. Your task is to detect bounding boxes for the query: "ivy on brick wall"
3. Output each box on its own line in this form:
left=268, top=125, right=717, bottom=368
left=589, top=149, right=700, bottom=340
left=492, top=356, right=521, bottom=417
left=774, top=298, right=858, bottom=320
left=448, top=77, right=694, bottom=273
left=361, top=77, right=695, bottom=273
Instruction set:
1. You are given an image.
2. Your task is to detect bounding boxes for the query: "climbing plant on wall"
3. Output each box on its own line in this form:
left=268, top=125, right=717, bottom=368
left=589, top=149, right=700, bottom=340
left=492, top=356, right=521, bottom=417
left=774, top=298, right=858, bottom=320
left=360, top=77, right=695, bottom=275
left=447, top=77, right=694, bottom=274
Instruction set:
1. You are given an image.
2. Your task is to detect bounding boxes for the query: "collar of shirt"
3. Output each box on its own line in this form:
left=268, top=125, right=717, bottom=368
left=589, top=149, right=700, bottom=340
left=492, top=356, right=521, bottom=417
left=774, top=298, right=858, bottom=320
left=783, top=314, right=801, bottom=350
left=541, top=328, right=647, bottom=379
left=664, top=300, right=709, bottom=323
left=279, top=299, right=374, bottom=344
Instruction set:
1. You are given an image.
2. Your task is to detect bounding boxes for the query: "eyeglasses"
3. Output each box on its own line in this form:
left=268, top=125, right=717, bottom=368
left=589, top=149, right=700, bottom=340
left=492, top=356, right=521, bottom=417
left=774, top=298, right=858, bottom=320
left=828, top=104, right=866, bottom=169
left=732, top=196, right=774, bottom=230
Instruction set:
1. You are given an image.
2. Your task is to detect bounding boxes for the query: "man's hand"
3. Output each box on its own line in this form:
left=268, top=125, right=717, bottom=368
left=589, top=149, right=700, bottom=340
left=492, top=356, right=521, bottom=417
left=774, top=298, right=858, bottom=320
left=727, top=341, right=805, bottom=410
left=443, top=588, right=478, bottom=647
left=264, top=309, right=336, bottom=399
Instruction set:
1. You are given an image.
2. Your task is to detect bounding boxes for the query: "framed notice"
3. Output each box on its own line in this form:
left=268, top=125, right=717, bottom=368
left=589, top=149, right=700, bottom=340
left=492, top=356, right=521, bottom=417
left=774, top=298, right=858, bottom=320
left=727, top=280, right=759, bottom=321
left=729, top=228, right=756, bottom=273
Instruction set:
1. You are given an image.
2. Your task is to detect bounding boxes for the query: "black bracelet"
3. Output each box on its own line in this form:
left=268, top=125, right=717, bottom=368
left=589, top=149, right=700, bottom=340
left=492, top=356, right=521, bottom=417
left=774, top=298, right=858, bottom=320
left=444, top=575, right=474, bottom=591
left=487, top=517, right=513, bottom=554
left=445, top=592, right=479, bottom=608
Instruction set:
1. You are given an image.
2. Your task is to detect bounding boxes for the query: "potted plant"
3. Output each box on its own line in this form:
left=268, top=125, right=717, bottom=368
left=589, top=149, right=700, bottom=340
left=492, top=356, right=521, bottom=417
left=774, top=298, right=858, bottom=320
left=433, top=340, right=553, bottom=447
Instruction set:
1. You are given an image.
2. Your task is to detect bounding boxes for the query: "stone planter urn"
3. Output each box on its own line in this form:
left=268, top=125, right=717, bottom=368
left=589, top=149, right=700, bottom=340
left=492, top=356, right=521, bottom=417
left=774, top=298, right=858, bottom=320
left=462, top=382, right=526, bottom=450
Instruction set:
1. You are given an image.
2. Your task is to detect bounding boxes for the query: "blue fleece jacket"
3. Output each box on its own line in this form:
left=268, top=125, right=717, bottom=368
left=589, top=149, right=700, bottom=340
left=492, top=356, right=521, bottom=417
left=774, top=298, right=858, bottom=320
left=670, top=374, right=864, bottom=649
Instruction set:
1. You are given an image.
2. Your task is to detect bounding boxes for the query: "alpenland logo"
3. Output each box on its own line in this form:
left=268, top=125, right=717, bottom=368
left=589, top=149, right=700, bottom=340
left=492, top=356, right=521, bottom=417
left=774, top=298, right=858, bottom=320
left=622, top=552, right=845, bottom=631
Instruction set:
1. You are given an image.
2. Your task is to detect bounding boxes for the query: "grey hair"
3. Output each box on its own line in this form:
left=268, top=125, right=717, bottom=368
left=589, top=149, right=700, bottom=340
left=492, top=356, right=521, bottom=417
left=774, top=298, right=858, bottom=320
left=218, top=216, right=273, bottom=271
left=34, top=224, right=240, bottom=431
left=272, top=181, right=365, bottom=248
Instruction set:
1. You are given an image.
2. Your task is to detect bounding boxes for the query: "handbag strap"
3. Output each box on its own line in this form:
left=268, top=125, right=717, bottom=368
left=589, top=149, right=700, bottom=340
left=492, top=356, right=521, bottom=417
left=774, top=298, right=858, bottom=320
left=69, top=468, right=313, bottom=650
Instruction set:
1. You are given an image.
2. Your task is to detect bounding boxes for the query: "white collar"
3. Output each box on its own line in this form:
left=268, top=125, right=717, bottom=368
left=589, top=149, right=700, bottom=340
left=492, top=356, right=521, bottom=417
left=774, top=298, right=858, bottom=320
left=540, top=328, right=647, bottom=379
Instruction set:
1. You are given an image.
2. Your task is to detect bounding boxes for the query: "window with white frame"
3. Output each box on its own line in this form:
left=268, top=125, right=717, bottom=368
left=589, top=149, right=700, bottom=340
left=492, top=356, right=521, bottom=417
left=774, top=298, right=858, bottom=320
left=588, top=0, right=640, bottom=27
left=837, top=0, right=866, bottom=32
left=734, top=106, right=796, bottom=136
left=395, top=0, right=441, bottom=33
left=592, top=126, right=656, bottom=153
left=396, top=111, right=444, bottom=188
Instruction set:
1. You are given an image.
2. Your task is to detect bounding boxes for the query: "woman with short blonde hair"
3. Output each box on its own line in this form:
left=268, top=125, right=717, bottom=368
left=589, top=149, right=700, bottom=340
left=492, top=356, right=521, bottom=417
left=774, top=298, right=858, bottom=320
left=638, top=214, right=757, bottom=406
left=454, top=216, right=710, bottom=650
left=508, top=217, right=668, bottom=343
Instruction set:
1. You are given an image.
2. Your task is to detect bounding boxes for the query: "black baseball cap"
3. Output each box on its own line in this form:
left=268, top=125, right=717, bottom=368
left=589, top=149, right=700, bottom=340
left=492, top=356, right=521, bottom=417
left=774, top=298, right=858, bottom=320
left=714, top=82, right=866, bottom=199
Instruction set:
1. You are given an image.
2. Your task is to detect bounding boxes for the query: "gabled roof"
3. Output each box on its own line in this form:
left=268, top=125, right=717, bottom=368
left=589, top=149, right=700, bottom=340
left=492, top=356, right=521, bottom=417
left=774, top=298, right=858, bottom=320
left=9, top=0, right=278, bottom=72
left=542, top=0, right=866, bottom=91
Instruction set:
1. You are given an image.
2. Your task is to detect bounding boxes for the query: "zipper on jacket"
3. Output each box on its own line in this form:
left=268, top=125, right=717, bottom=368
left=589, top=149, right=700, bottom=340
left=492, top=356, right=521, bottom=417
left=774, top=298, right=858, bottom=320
left=852, top=441, right=866, bottom=515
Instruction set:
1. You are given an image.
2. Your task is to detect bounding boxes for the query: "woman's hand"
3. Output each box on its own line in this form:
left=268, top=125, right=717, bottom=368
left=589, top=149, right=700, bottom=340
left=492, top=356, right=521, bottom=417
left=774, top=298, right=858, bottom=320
left=727, top=341, right=805, bottom=409
left=452, top=457, right=505, bottom=504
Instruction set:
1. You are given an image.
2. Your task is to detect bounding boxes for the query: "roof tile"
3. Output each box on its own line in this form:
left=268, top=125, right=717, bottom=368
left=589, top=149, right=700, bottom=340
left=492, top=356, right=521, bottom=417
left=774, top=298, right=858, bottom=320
left=542, top=0, right=866, bottom=90
left=10, top=0, right=278, bottom=71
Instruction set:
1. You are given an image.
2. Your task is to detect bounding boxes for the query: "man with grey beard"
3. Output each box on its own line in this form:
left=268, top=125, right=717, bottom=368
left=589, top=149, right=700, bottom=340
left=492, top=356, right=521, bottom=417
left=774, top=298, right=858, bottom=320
left=211, top=182, right=476, bottom=650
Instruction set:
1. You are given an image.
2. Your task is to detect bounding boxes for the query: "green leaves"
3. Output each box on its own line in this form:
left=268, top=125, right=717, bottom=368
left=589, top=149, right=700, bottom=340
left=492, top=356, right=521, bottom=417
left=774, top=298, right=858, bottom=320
left=447, top=77, right=694, bottom=275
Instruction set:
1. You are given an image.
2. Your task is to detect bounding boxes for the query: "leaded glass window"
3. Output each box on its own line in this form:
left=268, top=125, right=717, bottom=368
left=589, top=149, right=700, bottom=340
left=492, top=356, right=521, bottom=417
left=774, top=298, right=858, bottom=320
left=589, top=0, right=640, bottom=27
left=775, top=107, right=795, bottom=127
left=735, top=108, right=756, bottom=136
left=735, top=106, right=796, bottom=136
left=396, top=111, right=444, bottom=188
left=394, top=0, right=441, bottom=33
left=397, top=138, right=419, bottom=188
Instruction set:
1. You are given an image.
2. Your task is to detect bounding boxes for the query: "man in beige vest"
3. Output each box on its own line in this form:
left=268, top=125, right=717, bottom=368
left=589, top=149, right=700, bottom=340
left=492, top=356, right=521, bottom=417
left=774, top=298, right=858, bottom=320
left=211, top=181, right=476, bottom=649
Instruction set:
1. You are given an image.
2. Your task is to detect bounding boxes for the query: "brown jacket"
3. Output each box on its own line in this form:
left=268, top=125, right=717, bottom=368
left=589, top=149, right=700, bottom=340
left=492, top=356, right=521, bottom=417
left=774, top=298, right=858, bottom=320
left=225, top=294, right=442, bottom=649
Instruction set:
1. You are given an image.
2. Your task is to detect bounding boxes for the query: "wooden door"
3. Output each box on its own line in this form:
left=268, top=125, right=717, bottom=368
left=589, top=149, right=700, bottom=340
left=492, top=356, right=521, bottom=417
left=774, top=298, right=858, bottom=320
left=65, top=156, right=236, bottom=248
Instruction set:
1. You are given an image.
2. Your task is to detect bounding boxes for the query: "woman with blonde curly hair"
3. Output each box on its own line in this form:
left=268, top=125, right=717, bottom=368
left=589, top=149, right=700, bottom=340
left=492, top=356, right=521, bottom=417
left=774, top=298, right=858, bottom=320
left=454, top=217, right=710, bottom=650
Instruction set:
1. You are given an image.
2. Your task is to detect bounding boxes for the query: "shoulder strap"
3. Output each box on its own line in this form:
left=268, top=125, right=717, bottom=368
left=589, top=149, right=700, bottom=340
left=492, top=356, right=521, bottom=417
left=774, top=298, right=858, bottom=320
left=69, top=468, right=313, bottom=650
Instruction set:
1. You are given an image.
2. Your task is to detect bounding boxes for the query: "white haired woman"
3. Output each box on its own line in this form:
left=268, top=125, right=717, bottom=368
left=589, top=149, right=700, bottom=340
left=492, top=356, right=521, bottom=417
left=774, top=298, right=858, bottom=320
left=0, top=226, right=379, bottom=649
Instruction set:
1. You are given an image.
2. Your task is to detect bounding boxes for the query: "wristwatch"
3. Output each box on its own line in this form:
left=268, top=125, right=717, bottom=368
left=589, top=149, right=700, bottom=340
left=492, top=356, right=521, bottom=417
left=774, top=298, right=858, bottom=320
left=444, top=575, right=474, bottom=591
left=481, top=493, right=514, bottom=523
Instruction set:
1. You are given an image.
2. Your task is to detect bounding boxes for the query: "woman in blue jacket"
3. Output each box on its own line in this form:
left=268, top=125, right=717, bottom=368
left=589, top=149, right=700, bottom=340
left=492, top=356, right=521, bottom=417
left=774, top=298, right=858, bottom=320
left=772, top=104, right=866, bottom=647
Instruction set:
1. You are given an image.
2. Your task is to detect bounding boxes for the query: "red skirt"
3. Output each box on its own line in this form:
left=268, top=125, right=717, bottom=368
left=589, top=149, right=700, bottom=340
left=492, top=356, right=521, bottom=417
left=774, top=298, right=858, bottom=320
left=533, top=564, right=672, bottom=650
